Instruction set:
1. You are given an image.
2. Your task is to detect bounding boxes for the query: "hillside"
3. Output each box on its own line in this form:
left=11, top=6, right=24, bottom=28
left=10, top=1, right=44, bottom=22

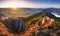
left=0, top=8, right=60, bottom=36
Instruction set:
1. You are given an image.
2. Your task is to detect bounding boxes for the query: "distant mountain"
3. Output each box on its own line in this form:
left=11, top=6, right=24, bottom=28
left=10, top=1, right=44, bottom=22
left=25, top=8, right=60, bottom=22
left=42, top=8, right=60, bottom=18
left=0, top=8, right=44, bottom=17
left=23, top=8, right=59, bottom=18
left=0, top=8, right=60, bottom=18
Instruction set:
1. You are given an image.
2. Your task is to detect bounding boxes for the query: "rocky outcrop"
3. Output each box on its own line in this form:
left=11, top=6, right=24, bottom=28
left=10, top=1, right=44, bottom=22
left=0, top=13, right=4, bottom=18
left=41, top=16, right=54, bottom=28
left=4, top=18, right=27, bottom=33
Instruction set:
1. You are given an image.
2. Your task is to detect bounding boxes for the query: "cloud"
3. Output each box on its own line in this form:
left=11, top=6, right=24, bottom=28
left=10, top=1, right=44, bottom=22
left=0, top=0, right=60, bottom=8
left=0, top=0, right=41, bottom=8
left=0, top=0, right=27, bottom=8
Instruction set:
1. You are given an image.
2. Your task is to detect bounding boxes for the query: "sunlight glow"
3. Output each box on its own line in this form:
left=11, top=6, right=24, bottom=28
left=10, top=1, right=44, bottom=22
left=0, top=1, right=42, bottom=8
left=0, top=1, right=27, bottom=8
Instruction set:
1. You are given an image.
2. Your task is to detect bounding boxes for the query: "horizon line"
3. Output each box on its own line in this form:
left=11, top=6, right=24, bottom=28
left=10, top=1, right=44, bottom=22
left=0, top=7, right=60, bottom=8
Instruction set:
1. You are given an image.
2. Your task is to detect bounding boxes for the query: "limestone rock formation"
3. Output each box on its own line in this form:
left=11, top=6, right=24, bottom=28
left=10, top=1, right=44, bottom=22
left=4, top=18, right=27, bottom=33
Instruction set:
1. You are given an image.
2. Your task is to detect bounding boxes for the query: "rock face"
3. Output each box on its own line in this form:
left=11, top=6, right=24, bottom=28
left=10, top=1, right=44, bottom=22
left=42, top=16, right=54, bottom=28
left=0, top=13, right=4, bottom=18
left=4, top=18, right=27, bottom=33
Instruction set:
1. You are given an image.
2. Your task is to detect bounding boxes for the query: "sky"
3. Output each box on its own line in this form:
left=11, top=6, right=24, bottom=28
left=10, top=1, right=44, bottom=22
left=0, top=0, right=60, bottom=8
